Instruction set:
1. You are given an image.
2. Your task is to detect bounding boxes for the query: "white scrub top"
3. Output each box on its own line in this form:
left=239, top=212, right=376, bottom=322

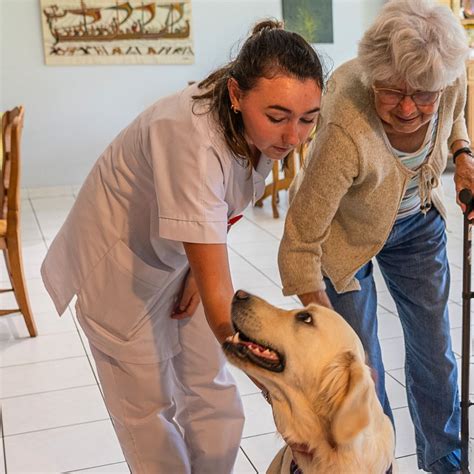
left=41, top=83, right=273, bottom=363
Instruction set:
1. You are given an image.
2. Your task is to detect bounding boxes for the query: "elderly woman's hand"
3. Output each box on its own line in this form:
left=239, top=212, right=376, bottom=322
left=298, top=290, right=333, bottom=309
left=454, top=152, right=474, bottom=219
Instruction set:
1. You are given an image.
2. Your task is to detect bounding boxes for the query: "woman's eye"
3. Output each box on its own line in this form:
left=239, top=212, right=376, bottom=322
left=300, top=118, right=316, bottom=124
left=267, top=115, right=284, bottom=123
left=295, top=312, right=313, bottom=324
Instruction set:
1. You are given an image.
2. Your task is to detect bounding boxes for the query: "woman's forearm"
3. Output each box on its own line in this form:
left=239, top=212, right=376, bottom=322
left=183, top=242, right=235, bottom=343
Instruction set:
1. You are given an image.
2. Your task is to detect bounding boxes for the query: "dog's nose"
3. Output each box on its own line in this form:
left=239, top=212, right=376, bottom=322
left=233, top=290, right=250, bottom=301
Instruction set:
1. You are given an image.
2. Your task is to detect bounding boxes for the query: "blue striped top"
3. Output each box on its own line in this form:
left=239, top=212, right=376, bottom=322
left=388, top=114, right=438, bottom=219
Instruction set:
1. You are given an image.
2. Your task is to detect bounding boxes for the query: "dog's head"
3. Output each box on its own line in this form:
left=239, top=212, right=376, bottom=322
left=223, top=290, right=381, bottom=452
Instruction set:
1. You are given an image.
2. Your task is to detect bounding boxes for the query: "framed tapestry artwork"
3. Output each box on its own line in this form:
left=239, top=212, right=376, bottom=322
left=282, top=0, right=333, bottom=44
left=40, top=0, right=194, bottom=65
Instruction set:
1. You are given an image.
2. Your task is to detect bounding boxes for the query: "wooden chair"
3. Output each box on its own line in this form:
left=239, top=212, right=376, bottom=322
left=0, top=106, right=37, bottom=336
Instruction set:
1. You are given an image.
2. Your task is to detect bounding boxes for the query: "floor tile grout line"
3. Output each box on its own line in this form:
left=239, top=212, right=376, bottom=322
left=64, top=460, right=130, bottom=473
left=1, top=405, right=7, bottom=474
left=396, top=453, right=417, bottom=460
left=240, top=390, right=262, bottom=398
left=28, top=197, right=48, bottom=246
left=391, top=405, right=410, bottom=413
left=238, top=446, right=259, bottom=473
left=0, top=354, right=87, bottom=370
left=379, top=335, right=407, bottom=343
left=382, top=365, right=406, bottom=372
left=0, top=383, right=100, bottom=401
left=0, top=326, right=80, bottom=339
left=3, top=417, right=112, bottom=439
left=385, top=370, right=406, bottom=389
left=26, top=193, right=75, bottom=201
left=241, top=430, right=277, bottom=440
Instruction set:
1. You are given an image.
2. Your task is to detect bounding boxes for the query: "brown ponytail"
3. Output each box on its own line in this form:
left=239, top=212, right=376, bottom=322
left=250, top=19, right=284, bottom=35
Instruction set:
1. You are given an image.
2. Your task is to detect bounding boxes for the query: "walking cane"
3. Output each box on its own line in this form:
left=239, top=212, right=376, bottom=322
left=461, top=188, right=474, bottom=474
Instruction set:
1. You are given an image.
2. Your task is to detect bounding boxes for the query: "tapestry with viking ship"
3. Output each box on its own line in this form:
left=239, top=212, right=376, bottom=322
left=40, top=0, right=194, bottom=65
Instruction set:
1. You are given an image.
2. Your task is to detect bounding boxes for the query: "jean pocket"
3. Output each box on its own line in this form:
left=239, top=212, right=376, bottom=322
left=78, top=240, right=170, bottom=340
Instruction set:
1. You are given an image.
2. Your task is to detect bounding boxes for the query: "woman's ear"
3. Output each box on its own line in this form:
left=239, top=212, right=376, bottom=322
left=227, top=77, right=242, bottom=109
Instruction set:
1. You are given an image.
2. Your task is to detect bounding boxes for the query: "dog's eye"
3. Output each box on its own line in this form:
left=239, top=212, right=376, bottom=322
left=296, top=312, right=313, bottom=325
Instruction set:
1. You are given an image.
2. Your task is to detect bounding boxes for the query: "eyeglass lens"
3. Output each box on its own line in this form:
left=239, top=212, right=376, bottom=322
left=376, top=89, right=439, bottom=106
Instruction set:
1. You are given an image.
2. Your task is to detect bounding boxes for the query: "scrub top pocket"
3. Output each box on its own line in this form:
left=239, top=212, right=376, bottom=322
left=78, top=239, right=171, bottom=341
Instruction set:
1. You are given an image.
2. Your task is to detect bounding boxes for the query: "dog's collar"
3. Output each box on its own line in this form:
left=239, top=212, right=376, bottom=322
left=289, top=442, right=315, bottom=473
left=291, top=459, right=393, bottom=474
left=289, top=459, right=303, bottom=474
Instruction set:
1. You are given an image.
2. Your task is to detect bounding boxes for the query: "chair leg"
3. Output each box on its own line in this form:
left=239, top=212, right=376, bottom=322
left=3, top=248, right=13, bottom=286
left=6, top=234, right=37, bottom=337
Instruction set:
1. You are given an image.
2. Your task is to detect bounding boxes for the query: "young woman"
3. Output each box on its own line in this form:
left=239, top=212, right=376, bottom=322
left=41, top=20, right=324, bottom=473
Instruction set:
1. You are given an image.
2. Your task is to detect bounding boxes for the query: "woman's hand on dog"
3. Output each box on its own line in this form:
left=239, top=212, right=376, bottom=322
left=171, top=270, right=201, bottom=319
left=298, top=290, right=333, bottom=309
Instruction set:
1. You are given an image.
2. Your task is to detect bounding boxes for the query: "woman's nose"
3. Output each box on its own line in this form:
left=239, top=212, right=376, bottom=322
left=398, top=95, right=417, bottom=115
left=283, top=123, right=299, bottom=146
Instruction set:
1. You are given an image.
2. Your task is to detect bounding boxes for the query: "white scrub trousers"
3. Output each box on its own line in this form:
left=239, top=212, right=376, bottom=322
left=89, top=304, right=245, bottom=474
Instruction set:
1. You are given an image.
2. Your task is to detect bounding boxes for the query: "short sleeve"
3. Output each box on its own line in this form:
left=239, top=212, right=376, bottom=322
left=148, top=117, right=229, bottom=244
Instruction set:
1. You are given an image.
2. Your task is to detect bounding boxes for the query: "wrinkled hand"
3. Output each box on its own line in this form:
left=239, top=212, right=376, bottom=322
left=455, top=154, right=474, bottom=219
left=171, top=271, right=201, bottom=319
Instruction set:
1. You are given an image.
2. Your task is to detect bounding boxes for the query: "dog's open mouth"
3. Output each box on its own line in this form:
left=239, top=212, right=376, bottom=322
left=223, top=326, right=284, bottom=372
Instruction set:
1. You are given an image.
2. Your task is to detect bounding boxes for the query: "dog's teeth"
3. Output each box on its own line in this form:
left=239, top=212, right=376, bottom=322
left=263, top=349, right=278, bottom=360
left=233, top=333, right=240, bottom=343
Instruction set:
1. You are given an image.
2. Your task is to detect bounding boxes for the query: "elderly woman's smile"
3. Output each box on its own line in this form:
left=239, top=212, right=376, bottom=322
left=373, top=81, right=441, bottom=136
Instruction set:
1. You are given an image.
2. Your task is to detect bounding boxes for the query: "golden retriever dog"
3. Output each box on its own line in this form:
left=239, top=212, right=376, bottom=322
left=223, top=290, right=395, bottom=474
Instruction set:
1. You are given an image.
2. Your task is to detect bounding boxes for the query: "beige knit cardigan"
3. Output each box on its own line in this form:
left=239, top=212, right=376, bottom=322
left=278, top=58, right=468, bottom=296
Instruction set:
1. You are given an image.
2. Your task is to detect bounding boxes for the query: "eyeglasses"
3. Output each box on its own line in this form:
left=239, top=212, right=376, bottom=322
left=372, top=87, right=442, bottom=106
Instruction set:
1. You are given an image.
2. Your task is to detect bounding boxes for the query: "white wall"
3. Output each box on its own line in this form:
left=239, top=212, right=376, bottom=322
left=1, top=0, right=384, bottom=187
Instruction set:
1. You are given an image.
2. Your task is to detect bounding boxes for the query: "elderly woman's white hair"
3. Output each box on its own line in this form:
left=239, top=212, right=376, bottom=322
left=358, top=0, right=469, bottom=91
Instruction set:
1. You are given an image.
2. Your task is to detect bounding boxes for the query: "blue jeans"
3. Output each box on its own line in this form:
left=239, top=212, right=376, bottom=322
left=324, top=209, right=460, bottom=472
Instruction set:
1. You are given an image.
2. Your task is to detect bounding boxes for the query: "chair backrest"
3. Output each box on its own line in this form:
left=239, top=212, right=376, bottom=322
left=1, top=106, right=24, bottom=232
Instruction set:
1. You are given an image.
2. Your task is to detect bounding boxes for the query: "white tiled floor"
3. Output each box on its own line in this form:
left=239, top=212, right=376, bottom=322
left=0, top=171, right=468, bottom=473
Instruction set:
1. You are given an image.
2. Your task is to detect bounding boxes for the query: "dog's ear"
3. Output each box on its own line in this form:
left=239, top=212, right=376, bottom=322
left=330, top=353, right=373, bottom=445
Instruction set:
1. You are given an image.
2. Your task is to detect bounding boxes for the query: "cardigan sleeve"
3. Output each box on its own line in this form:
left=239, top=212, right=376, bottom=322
left=278, top=123, right=360, bottom=297
left=448, top=70, right=470, bottom=148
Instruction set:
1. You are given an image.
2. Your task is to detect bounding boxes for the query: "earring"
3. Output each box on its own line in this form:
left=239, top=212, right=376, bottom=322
left=231, top=104, right=240, bottom=114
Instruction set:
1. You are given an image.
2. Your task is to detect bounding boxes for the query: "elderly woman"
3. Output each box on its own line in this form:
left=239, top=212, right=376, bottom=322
left=279, top=0, right=474, bottom=472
